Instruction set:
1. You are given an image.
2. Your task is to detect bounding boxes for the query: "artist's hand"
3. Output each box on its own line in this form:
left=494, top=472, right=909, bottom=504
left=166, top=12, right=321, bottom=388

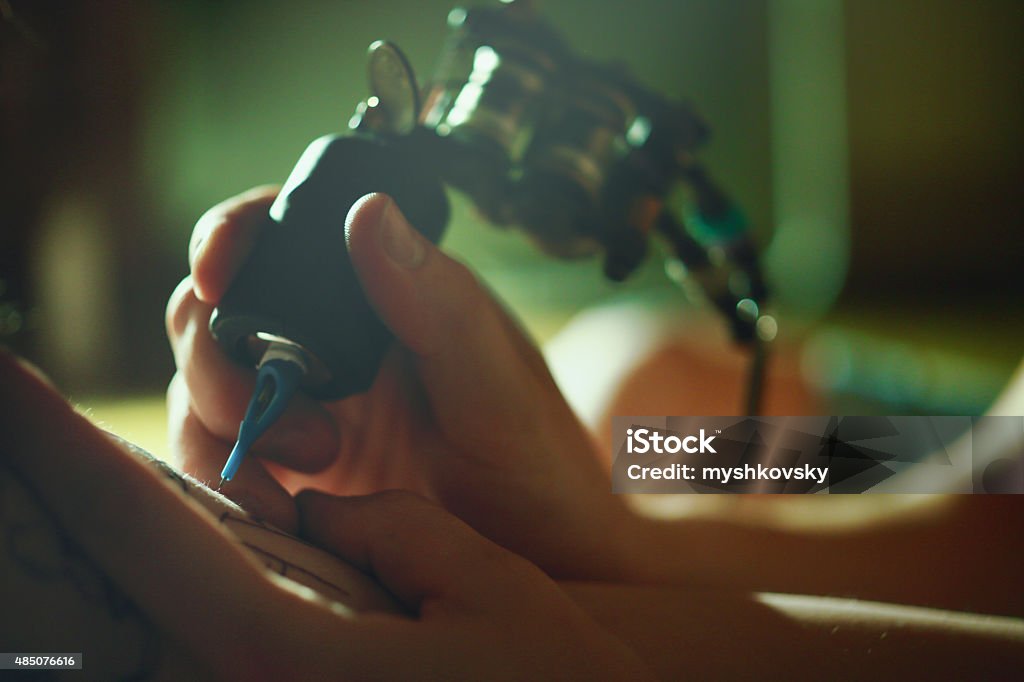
left=166, top=188, right=640, bottom=579
left=290, top=490, right=653, bottom=681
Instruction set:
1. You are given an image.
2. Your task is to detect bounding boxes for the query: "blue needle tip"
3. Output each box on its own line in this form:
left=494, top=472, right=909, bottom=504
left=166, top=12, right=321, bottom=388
left=218, top=344, right=306, bottom=486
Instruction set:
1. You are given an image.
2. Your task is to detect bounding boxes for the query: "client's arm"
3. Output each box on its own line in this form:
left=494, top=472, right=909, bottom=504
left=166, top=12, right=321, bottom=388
left=0, top=352, right=653, bottom=681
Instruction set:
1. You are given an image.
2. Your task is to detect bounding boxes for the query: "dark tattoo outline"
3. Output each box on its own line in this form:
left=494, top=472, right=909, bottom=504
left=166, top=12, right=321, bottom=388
left=0, top=455, right=162, bottom=681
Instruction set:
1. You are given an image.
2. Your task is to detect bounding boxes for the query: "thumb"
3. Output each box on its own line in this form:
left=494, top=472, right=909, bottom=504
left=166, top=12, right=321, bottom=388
left=345, top=193, right=553, bottom=447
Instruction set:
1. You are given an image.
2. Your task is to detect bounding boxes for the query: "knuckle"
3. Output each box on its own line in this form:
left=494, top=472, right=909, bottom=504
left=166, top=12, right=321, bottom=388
left=442, top=259, right=492, bottom=327
left=446, top=258, right=482, bottom=298
left=166, top=371, right=185, bottom=408
left=493, top=546, right=541, bottom=579
left=368, top=488, right=432, bottom=512
left=165, top=276, right=197, bottom=344
left=362, top=490, right=444, bottom=537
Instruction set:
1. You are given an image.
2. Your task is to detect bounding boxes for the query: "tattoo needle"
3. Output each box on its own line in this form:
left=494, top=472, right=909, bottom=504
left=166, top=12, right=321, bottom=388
left=217, top=342, right=307, bottom=490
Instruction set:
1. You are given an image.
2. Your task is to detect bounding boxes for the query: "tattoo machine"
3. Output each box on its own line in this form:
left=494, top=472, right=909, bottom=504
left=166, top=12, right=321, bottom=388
left=212, top=0, right=773, bottom=487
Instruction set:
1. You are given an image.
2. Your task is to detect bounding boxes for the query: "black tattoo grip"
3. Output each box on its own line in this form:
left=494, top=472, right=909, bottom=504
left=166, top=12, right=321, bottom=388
left=209, top=134, right=449, bottom=401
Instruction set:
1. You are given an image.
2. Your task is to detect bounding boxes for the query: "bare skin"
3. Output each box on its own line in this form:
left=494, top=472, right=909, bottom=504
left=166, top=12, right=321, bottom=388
left=168, top=188, right=1024, bottom=620
left=0, top=352, right=653, bottom=681
left=3, top=354, right=1022, bottom=679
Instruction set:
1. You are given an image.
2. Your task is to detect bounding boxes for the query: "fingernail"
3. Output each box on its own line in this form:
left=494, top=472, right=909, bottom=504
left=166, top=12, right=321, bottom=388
left=380, top=199, right=425, bottom=269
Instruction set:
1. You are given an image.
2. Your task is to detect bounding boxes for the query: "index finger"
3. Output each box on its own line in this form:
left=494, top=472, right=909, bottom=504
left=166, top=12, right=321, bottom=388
left=297, top=489, right=543, bottom=613
left=189, top=185, right=279, bottom=304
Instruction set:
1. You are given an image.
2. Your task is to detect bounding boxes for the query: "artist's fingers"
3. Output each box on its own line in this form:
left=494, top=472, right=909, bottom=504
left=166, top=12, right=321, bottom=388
left=188, top=185, right=279, bottom=304
left=297, top=487, right=655, bottom=682
left=297, top=489, right=542, bottom=612
left=166, top=277, right=338, bottom=472
left=167, top=373, right=299, bottom=532
left=345, top=194, right=557, bottom=449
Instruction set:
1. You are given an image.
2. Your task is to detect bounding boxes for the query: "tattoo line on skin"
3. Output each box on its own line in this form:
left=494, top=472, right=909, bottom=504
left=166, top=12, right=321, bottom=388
left=0, top=457, right=162, bottom=681
left=240, top=541, right=353, bottom=602
left=105, top=432, right=372, bottom=608
left=104, top=433, right=193, bottom=496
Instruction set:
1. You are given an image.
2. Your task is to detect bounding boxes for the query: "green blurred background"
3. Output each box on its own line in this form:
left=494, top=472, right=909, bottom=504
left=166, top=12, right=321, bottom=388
left=2, top=0, right=1022, bottom=454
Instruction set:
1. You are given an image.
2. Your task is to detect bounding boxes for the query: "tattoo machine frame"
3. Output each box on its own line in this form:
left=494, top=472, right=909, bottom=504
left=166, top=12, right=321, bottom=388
left=211, top=1, right=775, bottom=485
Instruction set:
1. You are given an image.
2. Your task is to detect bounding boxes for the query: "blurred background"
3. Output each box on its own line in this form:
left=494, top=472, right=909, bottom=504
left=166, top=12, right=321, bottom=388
left=1, top=0, right=1022, bottom=456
